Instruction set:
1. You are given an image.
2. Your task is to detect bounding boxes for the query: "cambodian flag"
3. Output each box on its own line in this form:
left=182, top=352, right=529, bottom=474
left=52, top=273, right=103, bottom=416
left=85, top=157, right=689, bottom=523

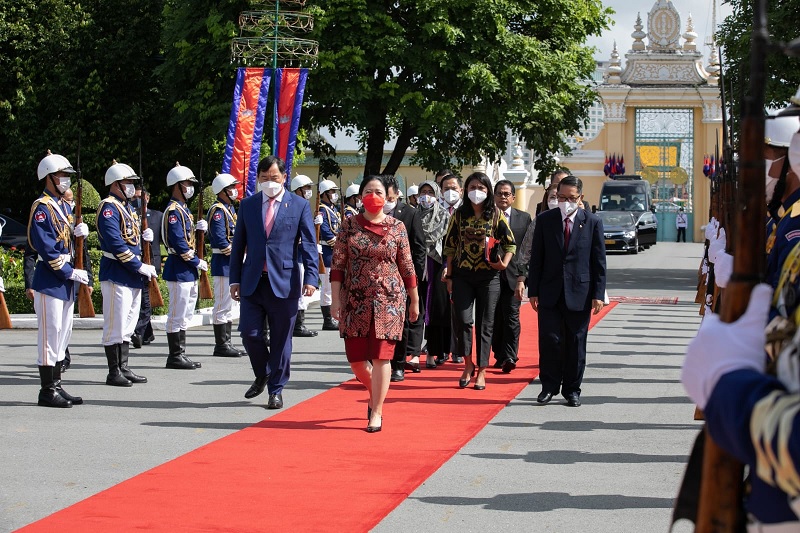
left=273, top=68, right=309, bottom=179
left=222, top=67, right=272, bottom=198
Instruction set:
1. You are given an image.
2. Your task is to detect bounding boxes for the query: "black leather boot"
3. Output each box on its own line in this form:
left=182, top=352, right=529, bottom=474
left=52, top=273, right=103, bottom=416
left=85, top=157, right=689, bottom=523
left=293, top=310, right=318, bottom=337
left=53, top=363, right=83, bottom=404
left=226, top=322, right=245, bottom=355
left=180, top=330, right=201, bottom=368
left=105, top=345, right=132, bottom=387
left=120, top=342, right=147, bottom=383
left=213, top=323, right=243, bottom=357
left=321, top=306, right=339, bottom=331
left=165, top=332, right=197, bottom=370
left=38, top=366, right=72, bottom=408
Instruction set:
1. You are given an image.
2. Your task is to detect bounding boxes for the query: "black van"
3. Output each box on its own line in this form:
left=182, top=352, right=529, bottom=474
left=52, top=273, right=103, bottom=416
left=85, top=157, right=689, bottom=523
left=598, top=175, right=652, bottom=213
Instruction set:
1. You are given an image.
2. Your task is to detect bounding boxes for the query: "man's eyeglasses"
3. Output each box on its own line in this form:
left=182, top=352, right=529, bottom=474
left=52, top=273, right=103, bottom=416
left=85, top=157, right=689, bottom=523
left=496, top=192, right=514, bottom=198
left=557, top=195, right=581, bottom=202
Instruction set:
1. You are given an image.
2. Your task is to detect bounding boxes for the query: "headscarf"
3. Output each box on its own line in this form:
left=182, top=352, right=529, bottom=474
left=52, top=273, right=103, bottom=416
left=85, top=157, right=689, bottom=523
left=418, top=180, right=448, bottom=263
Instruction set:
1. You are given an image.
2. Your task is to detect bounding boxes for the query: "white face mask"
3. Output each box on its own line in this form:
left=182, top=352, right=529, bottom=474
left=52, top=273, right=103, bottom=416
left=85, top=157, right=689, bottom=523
left=122, top=183, right=136, bottom=199
left=418, top=194, right=435, bottom=209
left=547, top=198, right=559, bottom=210
left=790, top=132, right=800, bottom=179
left=67, top=201, right=76, bottom=210
left=57, top=177, right=71, bottom=194
left=228, top=188, right=239, bottom=201
left=558, top=201, right=578, bottom=219
left=468, top=190, right=487, bottom=205
left=183, top=185, right=195, bottom=200
left=382, top=200, right=397, bottom=214
left=765, top=157, right=784, bottom=202
left=261, top=181, right=283, bottom=198
left=443, top=189, right=460, bottom=205
left=303, top=189, right=312, bottom=200
left=329, top=192, right=339, bottom=204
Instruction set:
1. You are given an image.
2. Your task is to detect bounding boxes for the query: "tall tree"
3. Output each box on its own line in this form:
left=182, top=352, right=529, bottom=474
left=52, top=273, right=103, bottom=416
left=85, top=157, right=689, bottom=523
left=716, top=0, right=800, bottom=130
left=306, top=0, right=611, bottom=178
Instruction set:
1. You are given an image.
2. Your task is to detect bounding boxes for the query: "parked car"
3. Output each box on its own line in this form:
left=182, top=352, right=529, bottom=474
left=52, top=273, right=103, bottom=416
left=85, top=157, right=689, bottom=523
left=597, top=210, right=657, bottom=254
left=0, top=214, right=28, bottom=249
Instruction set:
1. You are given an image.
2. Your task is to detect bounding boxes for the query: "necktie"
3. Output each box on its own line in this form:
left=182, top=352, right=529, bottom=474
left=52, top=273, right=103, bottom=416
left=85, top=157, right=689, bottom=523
left=449, top=206, right=454, bottom=215
left=264, top=198, right=276, bottom=237
left=564, top=217, right=571, bottom=249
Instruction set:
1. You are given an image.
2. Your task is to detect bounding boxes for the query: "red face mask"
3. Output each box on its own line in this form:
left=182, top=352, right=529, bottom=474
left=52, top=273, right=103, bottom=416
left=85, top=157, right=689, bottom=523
left=362, top=193, right=385, bottom=214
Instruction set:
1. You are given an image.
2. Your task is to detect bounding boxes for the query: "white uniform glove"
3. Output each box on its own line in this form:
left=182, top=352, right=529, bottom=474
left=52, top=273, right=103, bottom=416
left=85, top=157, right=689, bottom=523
left=317, top=244, right=323, bottom=254
left=73, top=222, right=89, bottom=238
left=195, top=219, right=208, bottom=232
left=197, top=259, right=209, bottom=272
left=0, top=276, right=5, bottom=293
left=713, top=252, right=733, bottom=288
left=704, top=217, right=719, bottom=241
left=314, top=214, right=323, bottom=225
left=682, top=283, right=771, bottom=409
left=708, top=228, right=727, bottom=263
left=69, top=268, right=90, bottom=285
left=141, top=228, right=154, bottom=242
left=137, top=263, right=157, bottom=280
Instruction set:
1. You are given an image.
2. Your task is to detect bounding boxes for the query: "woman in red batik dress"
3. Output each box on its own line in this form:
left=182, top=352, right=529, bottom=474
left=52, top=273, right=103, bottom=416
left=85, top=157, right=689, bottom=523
left=330, top=175, right=419, bottom=433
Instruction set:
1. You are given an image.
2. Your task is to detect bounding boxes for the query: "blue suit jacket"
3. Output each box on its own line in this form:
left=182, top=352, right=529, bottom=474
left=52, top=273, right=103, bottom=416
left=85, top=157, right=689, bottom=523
left=230, top=191, right=319, bottom=299
left=528, top=207, right=606, bottom=312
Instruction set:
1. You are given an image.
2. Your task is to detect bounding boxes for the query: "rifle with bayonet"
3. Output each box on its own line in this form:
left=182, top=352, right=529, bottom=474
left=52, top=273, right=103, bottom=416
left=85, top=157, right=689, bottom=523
left=74, top=135, right=95, bottom=318
left=196, top=152, right=213, bottom=300
left=696, top=4, right=769, bottom=531
left=139, top=143, right=164, bottom=308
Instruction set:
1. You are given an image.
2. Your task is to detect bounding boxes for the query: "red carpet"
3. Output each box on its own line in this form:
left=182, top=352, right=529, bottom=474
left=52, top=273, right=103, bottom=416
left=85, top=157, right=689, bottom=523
left=21, top=303, right=616, bottom=532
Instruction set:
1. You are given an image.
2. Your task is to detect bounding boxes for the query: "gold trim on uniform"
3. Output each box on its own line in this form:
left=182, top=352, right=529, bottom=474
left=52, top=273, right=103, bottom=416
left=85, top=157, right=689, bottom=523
left=162, top=200, right=196, bottom=251
left=96, top=196, right=142, bottom=247
left=751, top=390, right=800, bottom=497
left=207, top=201, right=236, bottom=252
left=27, top=194, right=73, bottom=256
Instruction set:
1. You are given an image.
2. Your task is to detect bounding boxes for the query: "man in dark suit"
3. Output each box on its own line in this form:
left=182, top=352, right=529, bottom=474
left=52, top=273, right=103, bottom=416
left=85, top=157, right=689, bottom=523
left=491, top=180, right=532, bottom=373
left=383, top=176, right=426, bottom=382
left=132, top=186, right=162, bottom=348
left=527, top=175, right=606, bottom=407
left=229, top=156, right=319, bottom=409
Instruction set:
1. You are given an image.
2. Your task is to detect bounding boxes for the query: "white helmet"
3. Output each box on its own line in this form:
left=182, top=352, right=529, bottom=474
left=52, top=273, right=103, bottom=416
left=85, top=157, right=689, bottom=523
left=765, top=111, right=800, bottom=148
left=407, top=185, right=418, bottom=197
left=319, top=179, right=339, bottom=194
left=166, top=163, right=198, bottom=186
left=345, top=183, right=360, bottom=198
left=104, top=162, right=139, bottom=185
left=290, top=174, right=313, bottom=192
left=37, top=153, right=75, bottom=180
left=212, top=173, right=239, bottom=195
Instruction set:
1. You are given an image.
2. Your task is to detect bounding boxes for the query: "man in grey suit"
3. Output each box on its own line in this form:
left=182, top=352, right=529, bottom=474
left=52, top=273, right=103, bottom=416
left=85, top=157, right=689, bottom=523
left=527, top=175, right=606, bottom=407
left=491, top=180, right=532, bottom=373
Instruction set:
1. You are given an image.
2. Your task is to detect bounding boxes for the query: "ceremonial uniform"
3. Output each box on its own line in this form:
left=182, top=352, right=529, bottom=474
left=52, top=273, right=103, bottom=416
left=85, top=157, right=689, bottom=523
left=318, top=181, right=341, bottom=330
left=344, top=204, right=359, bottom=219
left=97, top=174, right=150, bottom=386
left=767, top=188, right=800, bottom=293
left=207, top=184, right=245, bottom=356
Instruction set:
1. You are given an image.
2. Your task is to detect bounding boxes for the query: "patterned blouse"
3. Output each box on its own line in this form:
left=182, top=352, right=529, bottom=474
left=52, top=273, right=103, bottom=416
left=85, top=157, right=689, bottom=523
left=330, top=214, right=417, bottom=340
left=443, top=209, right=516, bottom=274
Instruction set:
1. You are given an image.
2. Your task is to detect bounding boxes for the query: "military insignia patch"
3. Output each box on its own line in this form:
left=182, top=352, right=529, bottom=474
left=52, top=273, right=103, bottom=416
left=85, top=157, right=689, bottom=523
left=169, top=214, right=178, bottom=224
left=214, top=212, right=222, bottom=221
left=102, top=208, right=113, bottom=219
left=34, top=211, right=46, bottom=223
left=787, top=230, right=800, bottom=241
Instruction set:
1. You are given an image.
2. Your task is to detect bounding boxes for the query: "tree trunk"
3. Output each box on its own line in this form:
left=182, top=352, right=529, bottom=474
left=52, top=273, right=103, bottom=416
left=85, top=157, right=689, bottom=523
left=382, top=121, right=415, bottom=176
left=363, top=115, right=387, bottom=177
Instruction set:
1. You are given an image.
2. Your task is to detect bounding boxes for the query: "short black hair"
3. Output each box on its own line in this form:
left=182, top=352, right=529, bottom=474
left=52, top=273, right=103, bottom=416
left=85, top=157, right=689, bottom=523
left=257, top=156, right=285, bottom=175
left=494, top=180, right=515, bottom=195
left=558, top=175, right=583, bottom=194
left=440, top=174, right=462, bottom=188
left=382, top=174, right=400, bottom=195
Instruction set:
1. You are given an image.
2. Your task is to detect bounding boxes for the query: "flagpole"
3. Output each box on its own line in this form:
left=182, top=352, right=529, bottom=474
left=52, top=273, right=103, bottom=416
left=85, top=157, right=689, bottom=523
left=271, top=0, right=280, bottom=156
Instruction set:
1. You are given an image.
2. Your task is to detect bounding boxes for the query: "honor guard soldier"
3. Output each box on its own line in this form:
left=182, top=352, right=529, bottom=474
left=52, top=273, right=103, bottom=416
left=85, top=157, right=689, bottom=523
left=765, top=111, right=800, bottom=292
left=97, top=162, right=155, bottom=386
left=318, top=179, right=341, bottom=330
left=28, top=153, right=89, bottom=407
left=343, top=183, right=361, bottom=219
left=161, top=163, right=208, bottom=369
left=407, top=185, right=419, bottom=208
left=290, top=174, right=319, bottom=337
left=207, top=173, right=245, bottom=357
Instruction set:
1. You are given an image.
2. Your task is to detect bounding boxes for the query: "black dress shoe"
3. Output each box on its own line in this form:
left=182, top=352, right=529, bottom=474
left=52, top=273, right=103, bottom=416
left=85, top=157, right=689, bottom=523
left=390, top=368, right=405, bottom=382
left=502, top=359, right=517, bottom=373
left=404, top=360, right=421, bottom=373
left=435, top=354, right=448, bottom=365
left=565, top=393, right=581, bottom=407
left=537, top=391, right=554, bottom=404
left=492, top=360, right=504, bottom=369
left=245, top=375, right=269, bottom=399
left=425, top=357, right=437, bottom=369
left=267, top=393, right=283, bottom=409
left=130, top=334, right=143, bottom=349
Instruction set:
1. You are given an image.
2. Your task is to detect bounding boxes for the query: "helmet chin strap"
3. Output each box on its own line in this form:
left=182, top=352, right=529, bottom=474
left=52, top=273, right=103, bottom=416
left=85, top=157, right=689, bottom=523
left=49, top=174, right=65, bottom=198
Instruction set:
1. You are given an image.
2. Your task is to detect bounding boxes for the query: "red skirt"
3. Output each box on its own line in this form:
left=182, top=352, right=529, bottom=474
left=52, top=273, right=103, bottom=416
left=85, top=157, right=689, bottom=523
left=344, top=320, right=396, bottom=362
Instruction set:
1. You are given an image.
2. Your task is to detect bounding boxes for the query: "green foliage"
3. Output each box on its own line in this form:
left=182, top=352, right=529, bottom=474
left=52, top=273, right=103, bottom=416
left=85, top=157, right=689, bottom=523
left=0, top=246, right=25, bottom=285
left=4, top=282, right=34, bottom=314
left=717, top=0, right=800, bottom=130
left=306, top=0, right=611, bottom=177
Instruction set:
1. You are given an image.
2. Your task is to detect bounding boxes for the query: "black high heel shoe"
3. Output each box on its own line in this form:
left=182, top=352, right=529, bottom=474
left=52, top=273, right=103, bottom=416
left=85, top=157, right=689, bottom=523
left=474, top=367, right=487, bottom=390
left=426, top=356, right=437, bottom=369
left=459, top=364, right=475, bottom=388
left=366, top=415, right=382, bottom=433
left=367, top=406, right=372, bottom=420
